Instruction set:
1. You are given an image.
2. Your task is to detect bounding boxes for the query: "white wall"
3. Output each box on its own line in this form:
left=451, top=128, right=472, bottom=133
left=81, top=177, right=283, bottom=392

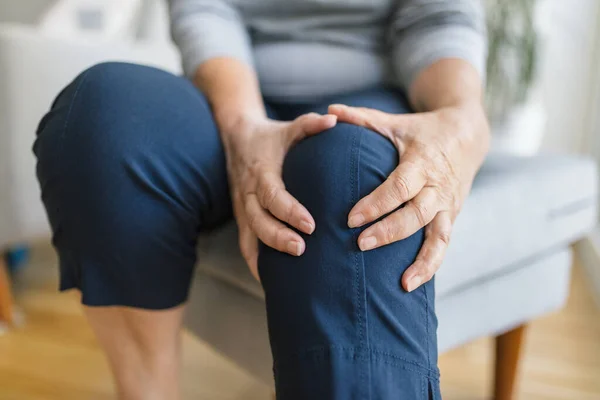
left=537, top=0, right=600, bottom=154
left=547, top=1, right=600, bottom=307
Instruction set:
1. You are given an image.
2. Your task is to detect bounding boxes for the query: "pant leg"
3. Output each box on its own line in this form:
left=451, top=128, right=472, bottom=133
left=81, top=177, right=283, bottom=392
left=34, top=62, right=234, bottom=309
left=260, top=89, right=440, bottom=399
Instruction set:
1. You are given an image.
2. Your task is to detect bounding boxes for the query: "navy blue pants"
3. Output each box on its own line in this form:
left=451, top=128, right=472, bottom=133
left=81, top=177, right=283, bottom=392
left=34, top=62, right=440, bottom=399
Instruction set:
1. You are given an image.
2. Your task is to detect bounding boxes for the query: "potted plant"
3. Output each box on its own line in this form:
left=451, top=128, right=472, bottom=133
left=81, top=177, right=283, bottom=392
left=485, top=0, right=544, bottom=155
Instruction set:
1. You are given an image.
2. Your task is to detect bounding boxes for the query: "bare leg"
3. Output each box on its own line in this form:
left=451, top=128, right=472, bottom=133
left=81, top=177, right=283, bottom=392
left=83, top=305, right=185, bottom=400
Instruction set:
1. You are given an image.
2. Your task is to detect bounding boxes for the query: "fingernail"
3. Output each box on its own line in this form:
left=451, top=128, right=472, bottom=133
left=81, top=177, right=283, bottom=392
left=348, top=213, right=365, bottom=228
left=406, top=275, right=423, bottom=292
left=300, top=220, right=315, bottom=234
left=359, top=236, right=377, bottom=251
left=287, top=241, right=304, bottom=256
left=329, top=103, right=345, bottom=109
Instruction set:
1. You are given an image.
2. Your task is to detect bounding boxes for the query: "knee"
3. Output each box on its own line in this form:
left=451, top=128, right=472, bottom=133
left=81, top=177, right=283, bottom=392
left=282, top=121, right=423, bottom=261
left=57, top=61, right=157, bottom=121
left=282, top=122, right=398, bottom=223
left=261, top=122, right=428, bottom=358
left=35, top=63, right=151, bottom=162
left=34, top=62, right=209, bottom=180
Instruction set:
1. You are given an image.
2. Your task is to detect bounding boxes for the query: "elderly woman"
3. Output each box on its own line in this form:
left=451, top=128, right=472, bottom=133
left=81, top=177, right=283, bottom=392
left=34, top=0, right=489, bottom=398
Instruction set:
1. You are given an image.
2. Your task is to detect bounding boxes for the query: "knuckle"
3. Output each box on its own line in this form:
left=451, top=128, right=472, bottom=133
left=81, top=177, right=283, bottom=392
left=248, top=162, right=263, bottom=177
left=274, top=227, right=288, bottom=249
left=380, top=221, right=396, bottom=244
left=422, top=268, right=435, bottom=282
left=286, top=201, right=299, bottom=224
left=391, top=174, right=411, bottom=200
left=412, top=201, right=429, bottom=226
left=296, top=113, right=317, bottom=125
left=422, top=144, right=439, bottom=163
left=370, top=191, right=399, bottom=217
left=260, top=184, right=280, bottom=209
left=437, top=229, right=452, bottom=245
left=364, top=202, right=382, bottom=219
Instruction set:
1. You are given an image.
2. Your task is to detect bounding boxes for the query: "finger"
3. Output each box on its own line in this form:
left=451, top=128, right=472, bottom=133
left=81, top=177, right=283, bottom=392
left=348, top=160, right=427, bottom=228
left=232, top=195, right=260, bottom=280
left=238, top=223, right=260, bottom=281
left=327, top=104, right=400, bottom=139
left=401, top=211, right=453, bottom=292
left=291, top=112, right=337, bottom=138
left=245, top=193, right=306, bottom=256
left=328, top=104, right=393, bottom=125
left=257, top=171, right=315, bottom=234
left=357, top=187, right=439, bottom=251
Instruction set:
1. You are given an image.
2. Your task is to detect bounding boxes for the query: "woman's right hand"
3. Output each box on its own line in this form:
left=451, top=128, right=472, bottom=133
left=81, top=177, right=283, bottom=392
left=222, top=113, right=337, bottom=280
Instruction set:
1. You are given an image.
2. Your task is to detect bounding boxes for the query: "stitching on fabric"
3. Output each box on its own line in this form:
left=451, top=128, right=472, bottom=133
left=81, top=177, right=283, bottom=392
left=371, top=357, right=440, bottom=382
left=354, top=125, right=372, bottom=400
left=371, top=357, right=438, bottom=381
left=350, top=124, right=370, bottom=398
left=350, top=126, right=361, bottom=347
left=273, top=345, right=440, bottom=381
left=368, top=348, right=438, bottom=375
left=273, top=344, right=439, bottom=377
left=62, top=69, right=92, bottom=140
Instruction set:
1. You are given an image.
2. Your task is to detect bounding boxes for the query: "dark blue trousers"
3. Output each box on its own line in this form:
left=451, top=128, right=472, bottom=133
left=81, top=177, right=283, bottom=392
left=34, top=62, right=440, bottom=399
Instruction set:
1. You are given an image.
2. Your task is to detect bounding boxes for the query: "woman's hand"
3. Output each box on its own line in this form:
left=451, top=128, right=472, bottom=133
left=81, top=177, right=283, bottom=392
left=222, top=113, right=337, bottom=280
left=328, top=103, right=490, bottom=292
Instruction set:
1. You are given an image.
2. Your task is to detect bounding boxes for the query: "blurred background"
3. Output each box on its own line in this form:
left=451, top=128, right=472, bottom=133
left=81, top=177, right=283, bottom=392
left=0, top=0, right=599, bottom=399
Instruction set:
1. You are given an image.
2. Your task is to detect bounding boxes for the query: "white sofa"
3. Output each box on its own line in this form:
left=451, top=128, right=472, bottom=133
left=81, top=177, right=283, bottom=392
left=0, top=0, right=180, bottom=248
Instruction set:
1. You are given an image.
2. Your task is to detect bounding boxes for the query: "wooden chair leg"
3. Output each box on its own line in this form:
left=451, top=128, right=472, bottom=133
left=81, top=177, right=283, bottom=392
left=494, top=324, right=527, bottom=400
left=0, top=254, right=14, bottom=325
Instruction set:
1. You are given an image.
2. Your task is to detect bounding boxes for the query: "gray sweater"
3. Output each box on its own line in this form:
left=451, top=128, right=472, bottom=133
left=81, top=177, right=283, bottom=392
left=169, top=0, right=486, bottom=101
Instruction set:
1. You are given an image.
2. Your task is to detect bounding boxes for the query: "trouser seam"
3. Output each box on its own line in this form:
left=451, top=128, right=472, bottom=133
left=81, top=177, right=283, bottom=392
left=350, top=126, right=362, bottom=347
left=351, top=125, right=371, bottom=398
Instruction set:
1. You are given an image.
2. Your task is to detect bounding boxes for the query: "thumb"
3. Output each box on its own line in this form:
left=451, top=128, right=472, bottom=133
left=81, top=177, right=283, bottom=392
left=289, top=112, right=337, bottom=140
left=328, top=104, right=403, bottom=139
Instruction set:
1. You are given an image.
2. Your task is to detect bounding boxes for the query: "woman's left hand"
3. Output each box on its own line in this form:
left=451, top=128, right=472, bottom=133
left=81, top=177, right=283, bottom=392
left=328, top=103, right=490, bottom=292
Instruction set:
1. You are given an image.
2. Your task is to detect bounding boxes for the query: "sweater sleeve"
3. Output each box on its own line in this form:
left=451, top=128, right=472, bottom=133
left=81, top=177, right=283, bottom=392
left=168, top=0, right=254, bottom=79
left=390, top=0, right=487, bottom=90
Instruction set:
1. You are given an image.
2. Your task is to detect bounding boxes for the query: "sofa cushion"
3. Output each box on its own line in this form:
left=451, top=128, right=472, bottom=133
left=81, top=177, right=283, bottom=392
left=436, top=153, right=596, bottom=297
left=196, top=153, right=597, bottom=299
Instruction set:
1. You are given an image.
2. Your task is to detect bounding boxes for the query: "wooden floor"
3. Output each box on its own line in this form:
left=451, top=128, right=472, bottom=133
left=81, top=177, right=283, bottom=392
left=1, top=245, right=599, bottom=400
